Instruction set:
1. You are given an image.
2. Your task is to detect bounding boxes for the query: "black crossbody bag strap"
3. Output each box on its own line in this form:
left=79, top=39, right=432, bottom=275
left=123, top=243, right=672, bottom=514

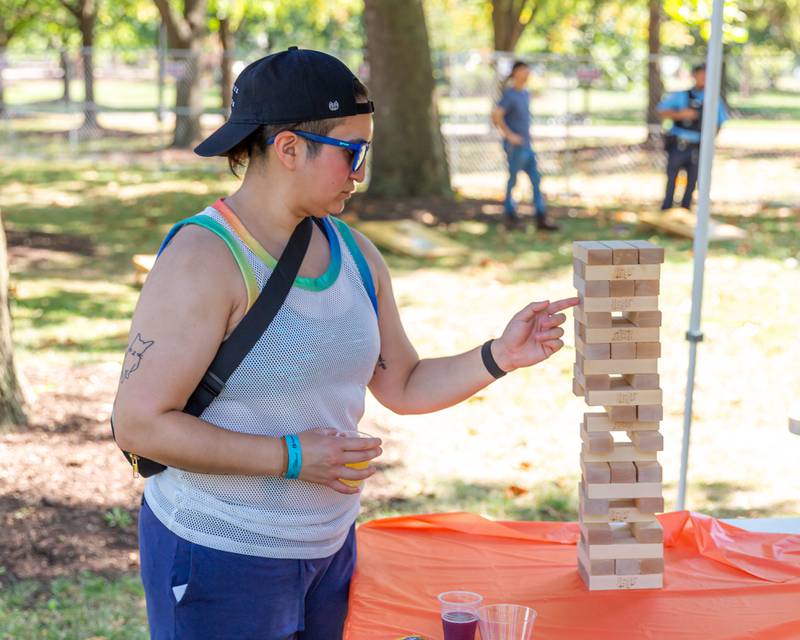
left=114, top=216, right=315, bottom=477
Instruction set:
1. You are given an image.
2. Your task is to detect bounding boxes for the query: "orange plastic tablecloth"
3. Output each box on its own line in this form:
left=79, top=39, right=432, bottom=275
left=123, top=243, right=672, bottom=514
left=344, top=511, right=800, bottom=640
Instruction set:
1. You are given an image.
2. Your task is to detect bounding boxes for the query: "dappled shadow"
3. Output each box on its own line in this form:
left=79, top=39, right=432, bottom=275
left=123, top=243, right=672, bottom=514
left=691, top=480, right=798, bottom=519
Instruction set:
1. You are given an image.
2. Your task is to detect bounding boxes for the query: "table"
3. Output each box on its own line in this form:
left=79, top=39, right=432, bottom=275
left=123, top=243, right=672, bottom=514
left=344, top=511, right=800, bottom=639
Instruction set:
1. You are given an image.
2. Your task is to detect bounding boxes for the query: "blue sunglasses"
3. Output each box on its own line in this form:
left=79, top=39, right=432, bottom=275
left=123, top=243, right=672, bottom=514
left=266, top=130, right=371, bottom=173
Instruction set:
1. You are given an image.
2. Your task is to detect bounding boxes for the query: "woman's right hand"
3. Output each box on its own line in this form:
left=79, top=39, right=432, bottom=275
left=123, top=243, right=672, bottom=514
left=507, top=132, right=524, bottom=146
left=297, top=429, right=383, bottom=494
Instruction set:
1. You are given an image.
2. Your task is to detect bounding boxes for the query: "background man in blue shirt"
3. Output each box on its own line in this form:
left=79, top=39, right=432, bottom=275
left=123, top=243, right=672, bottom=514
left=657, top=62, right=729, bottom=210
left=491, top=60, right=559, bottom=231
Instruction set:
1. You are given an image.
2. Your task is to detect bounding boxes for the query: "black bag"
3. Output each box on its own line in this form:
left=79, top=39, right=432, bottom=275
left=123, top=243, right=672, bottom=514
left=112, top=216, right=316, bottom=478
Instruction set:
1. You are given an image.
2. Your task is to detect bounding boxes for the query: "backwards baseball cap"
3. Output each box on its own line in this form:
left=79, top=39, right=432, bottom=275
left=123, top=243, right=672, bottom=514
left=194, top=46, right=374, bottom=157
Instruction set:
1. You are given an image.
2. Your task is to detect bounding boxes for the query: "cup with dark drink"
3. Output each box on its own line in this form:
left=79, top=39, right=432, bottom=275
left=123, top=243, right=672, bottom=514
left=437, top=590, right=483, bottom=640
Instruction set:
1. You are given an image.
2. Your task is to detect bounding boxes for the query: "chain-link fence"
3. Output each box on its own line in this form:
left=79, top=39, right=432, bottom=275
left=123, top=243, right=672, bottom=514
left=2, top=46, right=799, bottom=207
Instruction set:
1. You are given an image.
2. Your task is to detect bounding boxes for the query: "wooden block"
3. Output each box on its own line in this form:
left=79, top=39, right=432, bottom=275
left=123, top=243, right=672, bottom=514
left=586, top=482, right=663, bottom=500
left=583, top=264, right=661, bottom=281
left=636, top=497, right=664, bottom=513
left=573, top=378, right=585, bottom=397
left=635, top=279, right=660, bottom=296
left=582, top=523, right=613, bottom=545
left=609, top=462, right=636, bottom=484
left=584, top=322, right=660, bottom=345
left=581, top=499, right=658, bottom=524
left=637, top=405, right=664, bottom=421
left=615, top=558, right=643, bottom=575
left=623, top=373, right=660, bottom=389
left=580, top=423, right=614, bottom=453
left=573, top=241, right=612, bottom=265
left=629, top=430, right=664, bottom=452
left=627, top=240, right=665, bottom=264
left=582, top=295, right=659, bottom=313
left=583, top=357, right=658, bottom=375
left=611, top=342, right=637, bottom=359
left=609, top=280, right=636, bottom=297
left=588, top=539, right=663, bottom=560
left=573, top=257, right=586, bottom=279
left=632, top=521, right=664, bottom=543
left=584, top=412, right=660, bottom=433
left=586, top=383, right=663, bottom=407
left=582, top=460, right=611, bottom=484
left=577, top=541, right=616, bottom=574
left=574, top=364, right=611, bottom=390
left=579, top=481, right=609, bottom=515
left=636, top=342, right=662, bottom=358
left=640, top=558, right=665, bottom=573
left=576, top=336, right=611, bottom=360
left=600, top=240, right=639, bottom=265
left=582, top=443, right=657, bottom=463
left=635, top=461, right=663, bottom=483
left=574, top=306, right=612, bottom=327
left=578, top=545, right=663, bottom=590
left=574, top=273, right=610, bottom=297
left=606, top=405, right=637, bottom=422
left=624, top=311, right=662, bottom=327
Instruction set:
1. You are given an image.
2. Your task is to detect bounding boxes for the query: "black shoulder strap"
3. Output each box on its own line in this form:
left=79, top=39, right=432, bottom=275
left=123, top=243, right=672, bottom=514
left=183, top=216, right=314, bottom=416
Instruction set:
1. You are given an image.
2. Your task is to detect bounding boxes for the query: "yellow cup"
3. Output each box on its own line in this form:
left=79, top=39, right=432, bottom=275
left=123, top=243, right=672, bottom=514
left=336, top=430, right=374, bottom=488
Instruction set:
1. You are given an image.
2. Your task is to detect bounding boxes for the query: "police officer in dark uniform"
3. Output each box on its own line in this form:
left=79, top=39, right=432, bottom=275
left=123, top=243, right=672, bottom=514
left=657, top=63, right=729, bottom=210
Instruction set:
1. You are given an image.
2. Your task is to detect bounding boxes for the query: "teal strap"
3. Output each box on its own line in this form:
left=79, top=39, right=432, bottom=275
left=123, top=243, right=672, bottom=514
left=331, top=217, right=379, bottom=316
left=283, top=434, right=302, bottom=479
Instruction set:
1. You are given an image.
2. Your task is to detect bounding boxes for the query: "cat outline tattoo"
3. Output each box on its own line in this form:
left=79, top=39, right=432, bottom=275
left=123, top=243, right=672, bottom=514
left=122, top=333, right=154, bottom=381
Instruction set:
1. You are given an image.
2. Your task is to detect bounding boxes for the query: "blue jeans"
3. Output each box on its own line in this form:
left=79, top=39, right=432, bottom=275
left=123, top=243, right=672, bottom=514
left=503, top=142, right=546, bottom=219
left=138, top=498, right=356, bottom=639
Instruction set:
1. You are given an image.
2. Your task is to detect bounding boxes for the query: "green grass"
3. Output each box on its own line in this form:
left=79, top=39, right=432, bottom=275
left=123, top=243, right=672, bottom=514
left=0, top=572, right=147, bottom=639
left=3, top=159, right=799, bottom=628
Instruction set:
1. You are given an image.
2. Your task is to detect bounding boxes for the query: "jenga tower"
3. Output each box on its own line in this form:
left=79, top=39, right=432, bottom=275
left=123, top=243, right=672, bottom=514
left=572, top=240, right=665, bottom=591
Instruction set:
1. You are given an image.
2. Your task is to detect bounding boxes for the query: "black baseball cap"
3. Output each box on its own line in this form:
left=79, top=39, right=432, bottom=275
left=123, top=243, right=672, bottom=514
left=194, top=46, right=374, bottom=157
left=691, top=62, right=706, bottom=73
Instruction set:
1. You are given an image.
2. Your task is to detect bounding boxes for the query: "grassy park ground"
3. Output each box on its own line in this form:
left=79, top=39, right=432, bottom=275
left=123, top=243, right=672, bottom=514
left=1, top=157, right=799, bottom=636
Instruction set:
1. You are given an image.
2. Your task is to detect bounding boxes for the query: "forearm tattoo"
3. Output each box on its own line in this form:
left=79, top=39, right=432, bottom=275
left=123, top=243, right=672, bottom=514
left=377, top=354, right=387, bottom=371
left=121, top=333, right=154, bottom=382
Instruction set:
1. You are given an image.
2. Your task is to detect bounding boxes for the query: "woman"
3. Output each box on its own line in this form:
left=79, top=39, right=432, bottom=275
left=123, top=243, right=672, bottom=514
left=113, top=47, right=578, bottom=639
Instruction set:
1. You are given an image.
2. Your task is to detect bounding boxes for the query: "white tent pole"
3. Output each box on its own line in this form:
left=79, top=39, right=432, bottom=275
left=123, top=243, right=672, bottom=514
left=677, top=0, right=726, bottom=511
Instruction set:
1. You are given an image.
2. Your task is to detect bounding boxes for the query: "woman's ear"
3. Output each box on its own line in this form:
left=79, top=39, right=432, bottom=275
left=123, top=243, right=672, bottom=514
left=272, top=131, right=299, bottom=170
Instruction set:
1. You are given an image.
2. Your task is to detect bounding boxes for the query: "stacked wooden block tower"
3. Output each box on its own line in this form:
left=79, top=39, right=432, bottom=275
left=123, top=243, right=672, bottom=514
left=572, top=239, right=666, bottom=591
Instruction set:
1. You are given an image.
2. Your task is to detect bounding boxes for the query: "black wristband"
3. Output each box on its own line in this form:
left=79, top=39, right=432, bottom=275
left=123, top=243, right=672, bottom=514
left=481, top=339, right=507, bottom=379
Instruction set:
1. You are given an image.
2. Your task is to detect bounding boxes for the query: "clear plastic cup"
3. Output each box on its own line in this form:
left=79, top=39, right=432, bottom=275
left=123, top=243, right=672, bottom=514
left=477, top=604, right=537, bottom=640
left=437, top=591, right=483, bottom=640
left=335, top=430, right=375, bottom=487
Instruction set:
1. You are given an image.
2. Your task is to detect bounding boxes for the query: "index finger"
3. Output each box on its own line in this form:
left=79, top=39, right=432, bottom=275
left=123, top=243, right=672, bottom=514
left=338, top=436, right=382, bottom=450
left=547, top=297, right=580, bottom=315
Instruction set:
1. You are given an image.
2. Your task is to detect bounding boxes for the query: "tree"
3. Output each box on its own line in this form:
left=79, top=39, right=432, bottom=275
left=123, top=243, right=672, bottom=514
left=0, top=1, right=38, bottom=116
left=153, top=0, right=208, bottom=148
left=0, top=216, right=26, bottom=428
left=491, top=0, right=538, bottom=52
left=363, top=0, right=451, bottom=198
left=646, top=0, right=663, bottom=143
left=59, top=0, right=99, bottom=130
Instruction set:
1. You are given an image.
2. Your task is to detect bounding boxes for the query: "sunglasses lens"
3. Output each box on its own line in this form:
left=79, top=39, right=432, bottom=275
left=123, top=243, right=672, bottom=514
left=354, top=145, right=368, bottom=172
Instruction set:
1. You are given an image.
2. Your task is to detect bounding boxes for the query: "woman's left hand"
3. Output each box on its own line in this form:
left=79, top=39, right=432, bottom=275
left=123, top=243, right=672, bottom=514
left=491, top=297, right=580, bottom=373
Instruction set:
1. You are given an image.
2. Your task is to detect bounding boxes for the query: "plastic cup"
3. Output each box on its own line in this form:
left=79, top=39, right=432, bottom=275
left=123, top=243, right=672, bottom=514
left=477, top=604, right=537, bottom=640
left=437, top=591, right=483, bottom=640
left=335, top=430, right=374, bottom=487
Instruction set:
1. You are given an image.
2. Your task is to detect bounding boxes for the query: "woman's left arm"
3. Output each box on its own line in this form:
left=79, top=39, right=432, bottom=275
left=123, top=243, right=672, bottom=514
left=353, top=231, right=579, bottom=415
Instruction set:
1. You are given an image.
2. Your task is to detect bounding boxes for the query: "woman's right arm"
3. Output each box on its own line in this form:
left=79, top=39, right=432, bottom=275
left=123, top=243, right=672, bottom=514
left=112, top=226, right=379, bottom=492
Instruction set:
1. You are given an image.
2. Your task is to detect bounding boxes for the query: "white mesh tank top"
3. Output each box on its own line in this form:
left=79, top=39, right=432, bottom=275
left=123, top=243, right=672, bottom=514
left=144, top=202, right=381, bottom=559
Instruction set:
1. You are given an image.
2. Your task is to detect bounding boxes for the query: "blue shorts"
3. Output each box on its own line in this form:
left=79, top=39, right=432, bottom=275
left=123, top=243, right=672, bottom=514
left=138, top=498, right=356, bottom=640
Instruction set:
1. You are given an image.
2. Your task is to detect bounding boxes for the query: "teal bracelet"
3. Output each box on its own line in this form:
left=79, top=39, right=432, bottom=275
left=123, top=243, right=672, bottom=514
left=283, top=434, right=302, bottom=479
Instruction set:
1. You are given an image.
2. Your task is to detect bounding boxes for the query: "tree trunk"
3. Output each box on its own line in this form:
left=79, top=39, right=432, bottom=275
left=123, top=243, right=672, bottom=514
left=0, top=216, right=27, bottom=428
left=363, top=0, right=451, bottom=199
left=60, top=49, right=72, bottom=104
left=219, top=18, right=233, bottom=118
left=79, top=18, right=97, bottom=129
left=0, top=45, right=6, bottom=118
left=154, top=0, right=208, bottom=149
left=492, top=0, right=534, bottom=52
left=645, top=0, right=663, bottom=145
